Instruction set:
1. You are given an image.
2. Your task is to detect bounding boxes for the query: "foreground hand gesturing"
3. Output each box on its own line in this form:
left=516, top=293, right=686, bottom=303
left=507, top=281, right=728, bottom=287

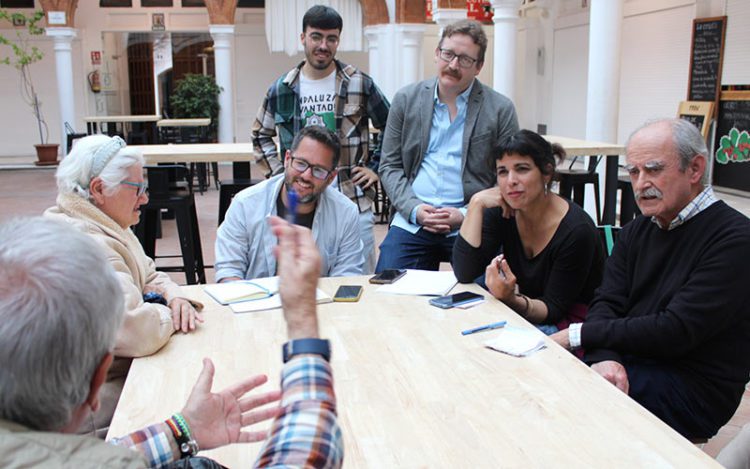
left=181, top=358, right=281, bottom=451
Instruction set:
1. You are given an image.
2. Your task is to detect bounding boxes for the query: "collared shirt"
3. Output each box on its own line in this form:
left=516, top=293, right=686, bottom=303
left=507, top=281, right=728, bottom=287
left=653, top=185, right=718, bottom=231
left=251, top=59, right=390, bottom=212
left=391, top=81, right=474, bottom=235
left=110, top=356, right=342, bottom=469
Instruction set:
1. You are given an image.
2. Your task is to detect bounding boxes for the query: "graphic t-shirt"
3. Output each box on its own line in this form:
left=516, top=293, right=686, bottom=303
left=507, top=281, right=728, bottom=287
left=299, top=70, right=336, bottom=131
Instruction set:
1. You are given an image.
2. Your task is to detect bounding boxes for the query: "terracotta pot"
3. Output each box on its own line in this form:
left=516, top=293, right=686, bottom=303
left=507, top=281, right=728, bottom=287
left=34, top=144, right=59, bottom=166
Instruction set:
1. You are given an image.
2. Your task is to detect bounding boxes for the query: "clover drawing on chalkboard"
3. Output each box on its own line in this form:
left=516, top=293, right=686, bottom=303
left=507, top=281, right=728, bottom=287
left=716, top=127, right=750, bottom=164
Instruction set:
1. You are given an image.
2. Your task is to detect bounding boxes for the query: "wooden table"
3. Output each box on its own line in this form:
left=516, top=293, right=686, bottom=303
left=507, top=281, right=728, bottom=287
left=108, top=278, right=717, bottom=467
left=129, top=143, right=259, bottom=165
left=84, top=114, right=162, bottom=136
left=544, top=135, right=626, bottom=226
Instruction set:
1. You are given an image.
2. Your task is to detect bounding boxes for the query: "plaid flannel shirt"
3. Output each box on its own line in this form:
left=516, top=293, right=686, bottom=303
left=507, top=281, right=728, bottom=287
left=110, top=356, right=342, bottom=468
left=251, top=60, right=390, bottom=212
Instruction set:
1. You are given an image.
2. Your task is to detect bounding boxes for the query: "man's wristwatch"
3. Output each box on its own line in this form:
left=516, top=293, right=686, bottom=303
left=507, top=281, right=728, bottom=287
left=283, top=338, right=331, bottom=363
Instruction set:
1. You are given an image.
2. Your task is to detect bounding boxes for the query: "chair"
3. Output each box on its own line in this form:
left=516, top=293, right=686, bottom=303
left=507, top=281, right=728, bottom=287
left=557, top=156, right=602, bottom=225
left=217, top=162, right=260, bottom=225
left=64, top=122, right=87, bottom=154
left=617, top=176, right=641, bottom=226
left=372, top=180, right=391, bottom=225
left=597, top=224, right=621, bottom=256
left=134, top=165, right=206, bottom=285
left=157, top=124, right=218, bottom=193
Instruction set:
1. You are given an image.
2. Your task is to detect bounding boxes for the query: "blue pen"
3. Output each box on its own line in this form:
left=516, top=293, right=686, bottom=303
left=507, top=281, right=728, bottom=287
left=461, top=320, right=507, bottom=336
left=286, top=188, right=298, bottom=225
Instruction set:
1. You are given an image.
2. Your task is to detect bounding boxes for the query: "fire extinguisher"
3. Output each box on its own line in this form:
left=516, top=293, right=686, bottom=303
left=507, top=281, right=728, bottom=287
left=88, top=70, right=101, bottom=93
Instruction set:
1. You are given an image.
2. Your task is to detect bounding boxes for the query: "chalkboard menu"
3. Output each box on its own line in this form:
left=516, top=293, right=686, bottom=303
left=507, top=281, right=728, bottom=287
left=687, top=17, right=726, bottom=106
left=677, top=101, right=713, bottom=138
left=713, top=92, right=750, bottom=193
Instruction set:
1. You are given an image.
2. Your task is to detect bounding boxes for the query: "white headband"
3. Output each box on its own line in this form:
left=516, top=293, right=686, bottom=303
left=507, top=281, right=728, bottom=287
left=90, top=136, right=126, bottom=179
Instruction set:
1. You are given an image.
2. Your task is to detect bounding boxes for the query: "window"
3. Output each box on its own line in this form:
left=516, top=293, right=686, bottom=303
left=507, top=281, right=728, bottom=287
left=100, top=0, right=133, bottom=6
left=1, top=0, right=35, bottom=7
left=237, top=0, right=264, bottom=7
left=141, top=0, right=173, bottom=6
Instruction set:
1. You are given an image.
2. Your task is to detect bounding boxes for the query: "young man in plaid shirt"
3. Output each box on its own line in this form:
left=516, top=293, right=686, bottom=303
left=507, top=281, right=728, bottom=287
left=252, top=5, right=390, bottom=273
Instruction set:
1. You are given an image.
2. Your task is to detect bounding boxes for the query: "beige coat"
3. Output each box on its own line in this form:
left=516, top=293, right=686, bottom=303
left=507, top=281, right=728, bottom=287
left=45, top=193, right=195, bottom=358
left=0, top=419, right=146, bottom=468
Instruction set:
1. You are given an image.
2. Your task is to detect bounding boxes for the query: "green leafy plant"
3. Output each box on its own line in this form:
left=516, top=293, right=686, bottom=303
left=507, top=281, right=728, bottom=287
left=0, top=9, right=48, bottom=144
left=716, top=127, right=750, bottom=164
left=170, top=73, right=221, bottom=141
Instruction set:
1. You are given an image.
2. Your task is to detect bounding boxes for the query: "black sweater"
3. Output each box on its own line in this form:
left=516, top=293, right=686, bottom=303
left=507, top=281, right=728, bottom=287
left=583, top=201, right=750, bottom=426
left=453, top=201, right=604, bottom=324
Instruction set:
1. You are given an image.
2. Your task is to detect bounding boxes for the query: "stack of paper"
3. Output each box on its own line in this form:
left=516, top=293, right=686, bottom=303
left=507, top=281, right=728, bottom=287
left=376, top=270, right=458, bottom=296
left=230, top=288, right=332, bottom=313
left=484, top=326, right=547, bottom=357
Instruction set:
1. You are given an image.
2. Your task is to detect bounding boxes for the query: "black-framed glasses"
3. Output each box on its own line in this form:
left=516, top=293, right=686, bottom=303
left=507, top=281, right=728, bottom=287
left=120, top=180, right=148, bottom=197
left=438, top=48, right=478, bottom=68
left=289, top=156, right=332, bottom=180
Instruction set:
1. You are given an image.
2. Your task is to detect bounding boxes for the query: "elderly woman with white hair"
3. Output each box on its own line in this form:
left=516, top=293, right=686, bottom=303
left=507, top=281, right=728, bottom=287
left=44, top=135, right=203, bottom=436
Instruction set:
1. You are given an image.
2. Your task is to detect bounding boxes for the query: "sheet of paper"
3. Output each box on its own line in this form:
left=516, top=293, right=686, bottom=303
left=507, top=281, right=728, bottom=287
left=230, top=288, right=332, bottom=313
left=376, top=270, right=458, bottom=296
left=484, top=326, right=547, bottom=357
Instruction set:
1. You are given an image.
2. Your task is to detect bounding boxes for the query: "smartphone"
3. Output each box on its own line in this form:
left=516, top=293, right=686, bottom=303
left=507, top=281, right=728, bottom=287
left=369, top=269, right=407, bottom=284
left=429, top=291, right=484, bottom=309
left=333, top=285, right=363, bottom=302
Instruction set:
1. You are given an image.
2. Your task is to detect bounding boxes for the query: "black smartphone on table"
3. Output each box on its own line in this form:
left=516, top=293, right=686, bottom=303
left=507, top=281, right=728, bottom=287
left=369, top=269, right=407, bottom=284
left=429, top=291, right=484, bottom=309
left=333, top=285, right=363, bottom=302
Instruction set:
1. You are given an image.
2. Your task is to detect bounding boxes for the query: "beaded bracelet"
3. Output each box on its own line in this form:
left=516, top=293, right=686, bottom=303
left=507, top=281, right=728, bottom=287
left=165, top=413, right=199, bottom=458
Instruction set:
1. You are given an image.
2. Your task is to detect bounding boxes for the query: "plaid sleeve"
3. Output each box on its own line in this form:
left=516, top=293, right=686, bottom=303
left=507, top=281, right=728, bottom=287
left=254, top=356, right=343, bottom=468
left=109, top=422, right=179, bottom=468
left=251, top=84, right=284, bottom=176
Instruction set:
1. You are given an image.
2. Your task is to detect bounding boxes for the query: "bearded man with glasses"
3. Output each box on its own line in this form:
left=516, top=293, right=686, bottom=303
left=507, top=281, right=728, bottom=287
left=216, top=125, right=364, bottom=281
left=377, top=19, right=519, bottom=272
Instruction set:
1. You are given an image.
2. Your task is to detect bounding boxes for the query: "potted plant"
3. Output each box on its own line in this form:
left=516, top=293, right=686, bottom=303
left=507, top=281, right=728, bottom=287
left=170, top=73, right=221, bottom=141
left=0, top=9, right=59, bottom=165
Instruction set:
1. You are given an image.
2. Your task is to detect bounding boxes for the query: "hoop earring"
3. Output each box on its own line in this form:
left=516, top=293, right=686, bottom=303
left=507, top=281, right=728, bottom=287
left=544, top=185, right=549, bottom=196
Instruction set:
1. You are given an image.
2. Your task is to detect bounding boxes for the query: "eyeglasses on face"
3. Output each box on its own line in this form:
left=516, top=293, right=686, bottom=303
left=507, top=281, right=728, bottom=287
left=120, top=180, right=148, bottom=197
left=438, top=48, right=478, bottom=68
left=308, top=32, right=339, bottom=47
left=289, top=156, right=332, bottom=180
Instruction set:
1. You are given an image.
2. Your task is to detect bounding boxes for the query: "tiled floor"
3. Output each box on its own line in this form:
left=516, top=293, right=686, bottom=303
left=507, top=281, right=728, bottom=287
left=1, top=163, right=749, bottom=459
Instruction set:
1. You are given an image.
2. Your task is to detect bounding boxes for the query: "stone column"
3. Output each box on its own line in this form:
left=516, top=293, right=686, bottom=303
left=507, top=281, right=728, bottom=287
left=490, top=0, right=522, bottom=101
left=396, top=24, right=426, bottom=92
left=46, top=27, right=76, bottom=154
left=585, top=0, right=623, bottom=222
left=209, top=25, right=235, bottom=144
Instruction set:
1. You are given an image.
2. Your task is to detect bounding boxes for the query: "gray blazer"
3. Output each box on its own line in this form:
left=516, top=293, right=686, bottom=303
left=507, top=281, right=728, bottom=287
left=378, top=77, right=519, bottom=221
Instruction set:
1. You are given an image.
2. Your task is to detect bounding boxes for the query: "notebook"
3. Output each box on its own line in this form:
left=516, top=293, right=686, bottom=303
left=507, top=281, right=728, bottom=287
left=204, top=277, right=278, bottom=305
left=484, top=326, right=547, bottom=357
left=205, top=276, right=332, bottom=313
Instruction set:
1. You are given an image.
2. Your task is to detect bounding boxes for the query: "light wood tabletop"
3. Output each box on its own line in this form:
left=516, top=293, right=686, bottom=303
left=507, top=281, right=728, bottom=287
left=129, top=142, right=259, bottom=164
left=543, top=135, right=625, bottom=157
left=107, top=277, right=717, bottom=468
left=84, top=114, right=162, bottom=123
left=157, top=118, right=211, bottom=127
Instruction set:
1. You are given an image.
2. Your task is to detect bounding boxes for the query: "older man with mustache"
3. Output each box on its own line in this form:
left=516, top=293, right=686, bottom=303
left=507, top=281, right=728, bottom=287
left=552, top=118, right=750, bottom=442
left=376, top=19, right=519, bottom=272
left=216, top=125, right=364, bottom=281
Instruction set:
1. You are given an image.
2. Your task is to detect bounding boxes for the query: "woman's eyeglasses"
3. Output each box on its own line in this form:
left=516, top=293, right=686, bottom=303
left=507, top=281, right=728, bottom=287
left=120, top=180, right=148, bottom=197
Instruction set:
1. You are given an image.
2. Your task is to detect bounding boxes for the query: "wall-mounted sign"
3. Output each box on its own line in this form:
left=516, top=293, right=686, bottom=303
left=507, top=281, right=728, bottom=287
left=90, top=51, right=102, bottom=66
left=152, top=13, right=165, bottom=31
left=47, top=11, right=66, bottom=25
left=467, top=0, right=493, bottom=24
